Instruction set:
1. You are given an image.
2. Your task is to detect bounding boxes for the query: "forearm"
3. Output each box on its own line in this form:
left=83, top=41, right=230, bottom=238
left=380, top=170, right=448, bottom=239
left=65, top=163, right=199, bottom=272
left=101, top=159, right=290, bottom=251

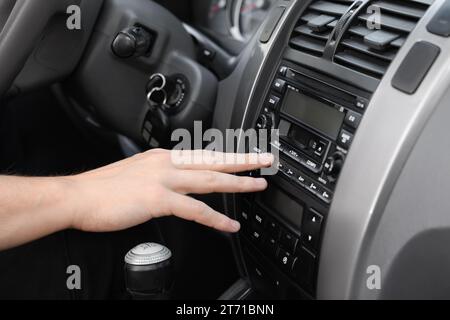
left=0, top=150, right=272, bottom=252
left=0, top=176, right=75, bottom=251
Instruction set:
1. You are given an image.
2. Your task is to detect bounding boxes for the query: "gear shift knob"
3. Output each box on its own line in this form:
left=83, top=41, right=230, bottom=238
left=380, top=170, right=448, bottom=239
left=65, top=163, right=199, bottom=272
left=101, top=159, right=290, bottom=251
left=124, top=243, right=173, bottom=300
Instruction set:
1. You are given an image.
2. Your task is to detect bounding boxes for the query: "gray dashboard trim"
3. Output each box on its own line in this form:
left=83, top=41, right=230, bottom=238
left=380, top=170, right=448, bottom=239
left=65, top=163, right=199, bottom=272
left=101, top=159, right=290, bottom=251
left=214, top=0, right=301, bottom=282
left=318, top=0, right=450, bottom=299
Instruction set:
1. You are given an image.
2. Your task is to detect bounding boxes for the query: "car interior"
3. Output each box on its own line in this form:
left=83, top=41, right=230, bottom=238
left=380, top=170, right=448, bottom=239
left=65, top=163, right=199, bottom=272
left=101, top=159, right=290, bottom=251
left=1, top=0, right=450, bottom=300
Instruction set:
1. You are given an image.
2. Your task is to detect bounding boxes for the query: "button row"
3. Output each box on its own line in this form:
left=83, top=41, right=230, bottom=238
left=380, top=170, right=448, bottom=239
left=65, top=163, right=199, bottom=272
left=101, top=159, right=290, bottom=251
left=237, top=198, right=319, bottom=293
left=238, top=202, right=300, bottom=256
left=271, top=141, right=322, bottom=174
left=277, top=160, right=333, bottom=205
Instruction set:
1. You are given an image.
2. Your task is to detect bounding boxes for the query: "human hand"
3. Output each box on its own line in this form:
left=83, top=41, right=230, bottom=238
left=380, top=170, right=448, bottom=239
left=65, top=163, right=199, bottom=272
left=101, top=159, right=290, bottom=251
left=68, top=149, right=273, bottom=233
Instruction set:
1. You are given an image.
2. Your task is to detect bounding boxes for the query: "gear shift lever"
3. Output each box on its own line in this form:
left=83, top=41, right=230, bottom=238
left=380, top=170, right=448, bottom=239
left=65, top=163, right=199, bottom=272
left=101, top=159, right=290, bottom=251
left=124, top=243, right=173, bottom=300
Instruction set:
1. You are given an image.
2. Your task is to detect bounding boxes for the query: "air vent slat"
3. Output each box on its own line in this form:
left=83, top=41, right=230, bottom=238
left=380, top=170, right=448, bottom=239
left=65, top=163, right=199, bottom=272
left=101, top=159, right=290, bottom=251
left=341, top=38, right=395, bottom=61
left=359, top=13, right=416, bottom=33
left=294, top=25, right=331, bottom=41
left=335, top=51, right=388, bottom=77
left=290, top=35, right=327, bottom=55
left=309, top=1, right=350, bottom=16
left=391, top=37, right=406, bottom=48
left=328, top=20, right=338, bottom=28
left=300, top=12, right=322, bottom=23
left=410, top=0, right=434, bottom=6
left=289, top=0, right=356, bottom=57
left=348, top=25, right=373, bottom=37
left=334, top=0, right=432, bottom=79
left=371, top=1, right=426, bottom=20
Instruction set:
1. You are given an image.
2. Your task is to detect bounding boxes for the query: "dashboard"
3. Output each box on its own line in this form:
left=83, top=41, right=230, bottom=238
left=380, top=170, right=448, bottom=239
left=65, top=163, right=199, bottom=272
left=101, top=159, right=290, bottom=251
left=5, top=0, right=450, bottom=300
left=193, top=0, right=278, bottom=46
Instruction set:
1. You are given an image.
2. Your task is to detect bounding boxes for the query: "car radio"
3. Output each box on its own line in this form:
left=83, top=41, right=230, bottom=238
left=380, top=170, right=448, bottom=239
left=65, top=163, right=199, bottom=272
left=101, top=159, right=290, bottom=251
left=237, top=62, right=371, bottom=298
left=256, top=65, right=369, bottom=204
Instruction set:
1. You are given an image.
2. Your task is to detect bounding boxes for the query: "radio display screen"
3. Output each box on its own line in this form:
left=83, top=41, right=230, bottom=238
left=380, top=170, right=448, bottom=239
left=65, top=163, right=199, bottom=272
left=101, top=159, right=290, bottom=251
left=281, top=89, right=344, bottom=139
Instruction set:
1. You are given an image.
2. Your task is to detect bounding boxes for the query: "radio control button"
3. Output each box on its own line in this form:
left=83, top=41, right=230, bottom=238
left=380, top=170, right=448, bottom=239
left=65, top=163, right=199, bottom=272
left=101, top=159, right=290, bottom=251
left=356, top=97, right=369, bottom=109
left=271, top=140, right=284, bottom=153
left=338, top=130, right=354, bottom=149
left=316, top=186, right=333, bottom=204
left=264, top=237, right=279, bottom=257
left=267, top=219, right=281, bottom=238
left=301, top=158, right=321, bottom=173
left=256, top=113, right=274, bottom=130
left=302, top=210, right=323, bottom=253
left=287, top=148, right=300, bottom=160
left=280, top=230, right=299, bottom=253
left=272, top=79, right=286, bottom=94
left=311, top=140, right=327, bottom=157
left=279, top=66, right=288, bottom=76
left=267, top=95, right=280, bottom=110
left=325, top=152, right=344, bottom=182
left=345, top=110, right=362, bottom=129
left=286, top=168, right=295, bottom=178
left=306, top=181, right=319, bottom=195
left=250, top=228, right=264, bottom=245
left=277, top=248, right=295, bottom=271
left=253, top=209, right=267, bottom=229
left=296, top=172, right=307, bottom=187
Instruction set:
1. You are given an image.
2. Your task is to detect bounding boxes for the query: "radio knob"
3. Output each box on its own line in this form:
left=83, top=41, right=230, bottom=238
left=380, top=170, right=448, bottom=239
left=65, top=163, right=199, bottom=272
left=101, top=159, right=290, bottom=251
left=256, top=113, right=274, bottom=130
left=325, top=152, right=344, bottom=181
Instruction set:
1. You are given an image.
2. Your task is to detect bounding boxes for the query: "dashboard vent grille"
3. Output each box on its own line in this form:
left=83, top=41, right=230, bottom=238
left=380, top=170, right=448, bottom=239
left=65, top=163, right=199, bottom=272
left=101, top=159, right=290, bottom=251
left=334, top=0, right=434, bottom=79
left=289, top=0, right=355, bottom=57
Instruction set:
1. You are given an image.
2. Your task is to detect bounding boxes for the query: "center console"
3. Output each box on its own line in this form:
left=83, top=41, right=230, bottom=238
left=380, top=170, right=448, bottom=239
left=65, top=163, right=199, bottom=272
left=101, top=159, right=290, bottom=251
left=225, top=0, right=445, bottom=300
left=236, top=60, right=372, bottom=298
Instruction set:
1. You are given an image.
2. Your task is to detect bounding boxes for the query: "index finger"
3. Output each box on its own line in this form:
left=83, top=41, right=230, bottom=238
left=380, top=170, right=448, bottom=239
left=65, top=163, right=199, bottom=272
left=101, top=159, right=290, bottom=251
left=170, top=150, right=274, bottom=173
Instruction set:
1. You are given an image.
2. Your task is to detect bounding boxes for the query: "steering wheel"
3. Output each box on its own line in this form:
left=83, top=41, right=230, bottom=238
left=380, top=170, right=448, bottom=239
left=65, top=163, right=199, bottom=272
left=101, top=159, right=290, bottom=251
left=0, top=0, right=79, bottom=97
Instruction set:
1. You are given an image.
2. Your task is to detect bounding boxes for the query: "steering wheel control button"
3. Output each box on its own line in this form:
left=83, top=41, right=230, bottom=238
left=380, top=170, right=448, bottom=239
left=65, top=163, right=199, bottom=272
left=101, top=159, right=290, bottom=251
left=272, top=78, right=286, bottom=94
left=112, top=26, right=154, bottom=58
left=338, top=129, right=354, bottom=149
left=345, top=110, right=362, bottom=129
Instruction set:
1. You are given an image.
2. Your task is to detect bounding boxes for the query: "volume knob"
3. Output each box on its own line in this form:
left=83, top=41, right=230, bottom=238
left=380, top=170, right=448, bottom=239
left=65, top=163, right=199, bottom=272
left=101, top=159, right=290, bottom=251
left=325, top=152, right=344, bottom=181
left=256, top=113, right=274, bottom=130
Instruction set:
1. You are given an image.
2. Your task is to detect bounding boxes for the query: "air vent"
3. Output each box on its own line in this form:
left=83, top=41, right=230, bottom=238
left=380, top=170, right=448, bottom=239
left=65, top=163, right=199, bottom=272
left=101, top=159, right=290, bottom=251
left=334, top=0, right=434, bottom=79
left=289, top=0, right=355, bottom=57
